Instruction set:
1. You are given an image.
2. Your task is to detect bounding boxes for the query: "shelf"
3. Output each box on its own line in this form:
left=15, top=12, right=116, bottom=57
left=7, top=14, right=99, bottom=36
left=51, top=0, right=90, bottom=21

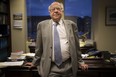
left=0, top=12, right=8, bottom=15
left=0, top=0, right=11, bottom=60
left=0, top=46, right=8, bottom=51
left=0, top=35, right=9, bottom=38
left=0, top=0, right=7, bottom=3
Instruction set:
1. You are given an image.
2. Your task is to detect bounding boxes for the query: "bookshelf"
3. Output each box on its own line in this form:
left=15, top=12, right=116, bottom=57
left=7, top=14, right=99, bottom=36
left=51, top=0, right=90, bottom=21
left=0, top=0, right=11, bottom=61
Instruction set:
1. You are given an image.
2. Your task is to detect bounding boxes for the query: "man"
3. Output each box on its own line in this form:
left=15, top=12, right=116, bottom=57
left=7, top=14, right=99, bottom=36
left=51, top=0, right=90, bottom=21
left=25, top=1, right=88, bottom=77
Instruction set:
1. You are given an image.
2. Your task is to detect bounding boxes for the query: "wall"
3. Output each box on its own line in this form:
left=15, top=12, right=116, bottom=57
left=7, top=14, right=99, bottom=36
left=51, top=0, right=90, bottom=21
left=10, top=0, right=27, bottom=52
left=10, top=0, right=64, bottom=53
left=10, top=0, right=116, bottom=53
left=92, top=0, right=116, bottom=53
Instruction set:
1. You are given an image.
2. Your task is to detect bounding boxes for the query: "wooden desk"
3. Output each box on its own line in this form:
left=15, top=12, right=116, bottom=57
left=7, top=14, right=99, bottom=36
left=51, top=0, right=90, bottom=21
left=1, top=58, right=116, bottom=77
left=29, top=44, right=96, bottom=54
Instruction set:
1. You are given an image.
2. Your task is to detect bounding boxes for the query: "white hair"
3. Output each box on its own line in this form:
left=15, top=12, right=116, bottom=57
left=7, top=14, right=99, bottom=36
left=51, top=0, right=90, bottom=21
left=48, top=2, right=64, bottom=11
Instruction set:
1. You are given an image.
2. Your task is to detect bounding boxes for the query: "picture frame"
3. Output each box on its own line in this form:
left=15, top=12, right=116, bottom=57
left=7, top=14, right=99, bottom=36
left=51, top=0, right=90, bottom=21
left=105, top=7, right=116, bottom=25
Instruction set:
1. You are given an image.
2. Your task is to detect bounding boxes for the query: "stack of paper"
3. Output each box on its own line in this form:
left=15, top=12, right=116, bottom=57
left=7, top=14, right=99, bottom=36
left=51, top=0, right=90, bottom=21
left=22, top=53, right=35, bottom=57
left=10, top=51, right=25, bottom=60
left=0, top=61, right=24, bottom=68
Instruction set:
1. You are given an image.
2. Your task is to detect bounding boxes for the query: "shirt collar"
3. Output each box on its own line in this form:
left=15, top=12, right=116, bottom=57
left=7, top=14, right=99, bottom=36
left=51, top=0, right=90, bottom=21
left=52, top=19, right=63, bottom=25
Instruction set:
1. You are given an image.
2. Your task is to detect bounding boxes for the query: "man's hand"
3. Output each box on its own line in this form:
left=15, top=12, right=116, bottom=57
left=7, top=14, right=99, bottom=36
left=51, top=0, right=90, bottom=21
left=24, top=62, right=34, bottom=69
left=79, top=64, right=88, bottom=71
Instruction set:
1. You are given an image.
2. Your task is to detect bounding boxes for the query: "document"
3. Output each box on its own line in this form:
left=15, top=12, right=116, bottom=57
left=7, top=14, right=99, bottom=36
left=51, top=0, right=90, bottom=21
left=0, top=61, right=24, bottom=68
left=22, top=53, right=35, bottom=57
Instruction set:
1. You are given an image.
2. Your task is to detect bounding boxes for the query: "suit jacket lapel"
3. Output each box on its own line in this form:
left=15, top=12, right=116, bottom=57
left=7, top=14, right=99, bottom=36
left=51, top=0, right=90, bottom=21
left=48, top=20, right=53, bottom=49
left=63, top=20, right=72, bottom=40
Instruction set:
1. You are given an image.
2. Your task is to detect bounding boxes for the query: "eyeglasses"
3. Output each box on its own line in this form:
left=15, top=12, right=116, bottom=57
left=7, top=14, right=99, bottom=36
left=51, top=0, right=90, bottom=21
left=50, top=7, right=62, bottom=11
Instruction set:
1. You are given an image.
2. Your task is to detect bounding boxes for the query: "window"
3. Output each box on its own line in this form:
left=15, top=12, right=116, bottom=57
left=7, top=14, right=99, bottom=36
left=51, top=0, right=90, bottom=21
left=26, top=0, right=55, bottom=41
left=26, top=0, right=92, bottom=41
left=64, top=0, right=92, bottom=39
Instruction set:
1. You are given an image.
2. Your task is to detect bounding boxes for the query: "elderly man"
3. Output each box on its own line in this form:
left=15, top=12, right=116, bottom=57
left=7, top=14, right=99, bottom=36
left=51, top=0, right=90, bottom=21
left=25, top=1, right=88, bottom=77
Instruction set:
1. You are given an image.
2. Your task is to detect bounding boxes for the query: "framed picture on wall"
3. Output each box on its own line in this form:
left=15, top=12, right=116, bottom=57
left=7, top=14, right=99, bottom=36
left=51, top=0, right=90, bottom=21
left=105, top=7, right=116, bottom=25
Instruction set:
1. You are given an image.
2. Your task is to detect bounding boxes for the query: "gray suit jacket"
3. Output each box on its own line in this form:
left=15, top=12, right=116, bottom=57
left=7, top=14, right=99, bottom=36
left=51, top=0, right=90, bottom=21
left=32, top=19, right=83, bottom=77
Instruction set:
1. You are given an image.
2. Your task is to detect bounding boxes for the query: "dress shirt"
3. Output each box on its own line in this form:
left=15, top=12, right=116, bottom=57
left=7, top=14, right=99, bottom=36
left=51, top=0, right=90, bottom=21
left=52, top=19, right=70, bottom=62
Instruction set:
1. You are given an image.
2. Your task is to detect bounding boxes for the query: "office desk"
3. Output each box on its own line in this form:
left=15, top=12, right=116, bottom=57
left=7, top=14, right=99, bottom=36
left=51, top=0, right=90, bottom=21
left=29, top=44, right=96, bottom=54
left=1, top=58, right=116, bottom=77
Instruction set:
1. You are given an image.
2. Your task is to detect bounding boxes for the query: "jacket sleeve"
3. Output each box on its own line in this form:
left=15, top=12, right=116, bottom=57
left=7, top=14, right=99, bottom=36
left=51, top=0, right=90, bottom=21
left=71, top=21, right=85, bottom=65
left=32, top=22, right=43, bottom=66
